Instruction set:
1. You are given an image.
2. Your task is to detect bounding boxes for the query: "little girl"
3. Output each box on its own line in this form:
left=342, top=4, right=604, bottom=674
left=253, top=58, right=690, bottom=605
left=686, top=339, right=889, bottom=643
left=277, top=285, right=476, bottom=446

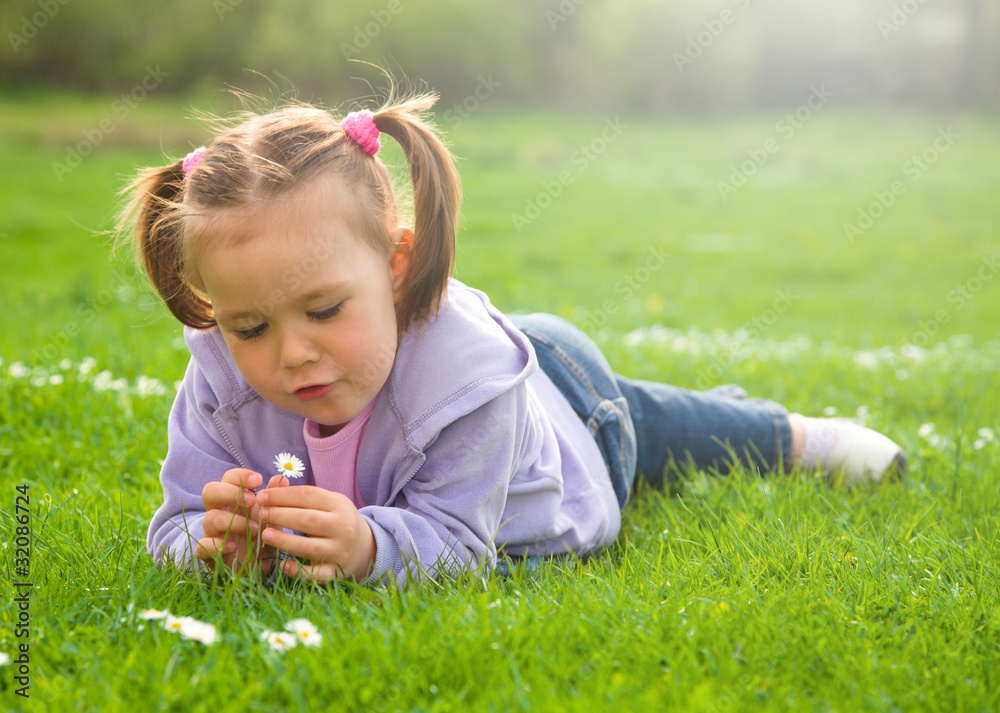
left=120, top=92, right=906, bottom=586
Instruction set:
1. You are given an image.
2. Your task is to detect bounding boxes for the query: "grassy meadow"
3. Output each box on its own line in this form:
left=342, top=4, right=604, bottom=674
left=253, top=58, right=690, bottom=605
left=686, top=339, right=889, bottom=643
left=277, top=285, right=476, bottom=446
left=1, top=89, right=999, bottom=711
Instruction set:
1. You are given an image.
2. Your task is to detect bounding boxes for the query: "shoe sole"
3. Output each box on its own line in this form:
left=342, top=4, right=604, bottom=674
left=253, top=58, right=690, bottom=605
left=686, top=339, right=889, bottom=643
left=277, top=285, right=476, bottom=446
left=886, top=450, right=907, bottom=481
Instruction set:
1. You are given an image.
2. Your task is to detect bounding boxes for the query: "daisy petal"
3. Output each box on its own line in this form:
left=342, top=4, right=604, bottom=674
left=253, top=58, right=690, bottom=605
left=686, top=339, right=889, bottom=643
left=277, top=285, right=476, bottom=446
left=262, top=630, right=299, bottom=652
left=274, top=452, right=305, bottom=479
left=285, top=618, right=323, bottom=647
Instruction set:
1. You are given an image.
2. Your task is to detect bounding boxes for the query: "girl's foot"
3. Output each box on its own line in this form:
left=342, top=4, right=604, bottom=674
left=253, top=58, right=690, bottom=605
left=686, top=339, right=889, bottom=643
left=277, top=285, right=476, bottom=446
left=790, top=414, right=907, bottom=484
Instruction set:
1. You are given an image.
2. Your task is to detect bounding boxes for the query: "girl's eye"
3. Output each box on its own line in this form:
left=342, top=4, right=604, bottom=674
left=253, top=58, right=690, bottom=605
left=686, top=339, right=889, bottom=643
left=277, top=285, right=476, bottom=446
left=307, top=303, right=343, bottom=321
left=234, top=323, right=267, bottom=341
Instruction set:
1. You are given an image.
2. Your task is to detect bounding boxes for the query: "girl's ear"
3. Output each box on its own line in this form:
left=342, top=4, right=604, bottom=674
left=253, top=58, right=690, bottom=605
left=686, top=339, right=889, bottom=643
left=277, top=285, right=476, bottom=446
left=389, top=226, right=413, bottom=294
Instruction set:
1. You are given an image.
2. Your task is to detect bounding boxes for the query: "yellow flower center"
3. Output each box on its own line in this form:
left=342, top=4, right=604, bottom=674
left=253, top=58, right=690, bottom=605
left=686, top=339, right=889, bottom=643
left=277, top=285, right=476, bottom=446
left=284, top=462, right=293, bottom=471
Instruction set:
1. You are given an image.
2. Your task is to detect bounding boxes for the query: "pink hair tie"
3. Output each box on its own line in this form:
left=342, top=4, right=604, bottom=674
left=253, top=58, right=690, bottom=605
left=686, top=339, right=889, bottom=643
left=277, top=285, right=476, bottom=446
left=182, top=146, right=207, bottom=178
left=341, top=110, right=380, bottom=157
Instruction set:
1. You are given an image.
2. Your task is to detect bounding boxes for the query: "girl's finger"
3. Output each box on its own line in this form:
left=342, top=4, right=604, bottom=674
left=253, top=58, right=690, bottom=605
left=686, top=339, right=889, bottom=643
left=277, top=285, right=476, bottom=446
left=260, top=524, right=339, bottom=560
left=266, top=474, right=292, bottom=489
left=195, top=536, right=237, bottom=561
left=281, top=558, right=344, bottom=584
left=202, top=482, right=255, bottom=512
left=221, top=468, right=263, bottom=489
left=259, top=506, right=337, bottom=540
left=203, top=509, right=259, bottom=538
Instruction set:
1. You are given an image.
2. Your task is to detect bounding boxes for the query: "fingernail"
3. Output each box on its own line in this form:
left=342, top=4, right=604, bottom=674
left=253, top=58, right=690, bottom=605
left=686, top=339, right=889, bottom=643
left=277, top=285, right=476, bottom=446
left=257, top=491, right=268, bottom=505
left=244, top=493, right=255, bottom=508
left=224, top=541, right=235, bottom=553
left=260, top=507, right=269, bottom=521
left=262, top=528, right=274, bottom=543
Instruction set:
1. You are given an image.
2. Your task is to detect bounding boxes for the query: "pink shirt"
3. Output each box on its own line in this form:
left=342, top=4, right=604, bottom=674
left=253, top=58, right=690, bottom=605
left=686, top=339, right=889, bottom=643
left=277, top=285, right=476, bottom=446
left=303, top=396, right=378, bottom=509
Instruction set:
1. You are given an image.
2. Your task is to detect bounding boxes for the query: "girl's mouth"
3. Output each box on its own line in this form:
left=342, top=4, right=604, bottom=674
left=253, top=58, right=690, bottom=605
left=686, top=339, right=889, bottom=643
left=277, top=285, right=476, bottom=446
left=294, top=383, right=334, bottom=401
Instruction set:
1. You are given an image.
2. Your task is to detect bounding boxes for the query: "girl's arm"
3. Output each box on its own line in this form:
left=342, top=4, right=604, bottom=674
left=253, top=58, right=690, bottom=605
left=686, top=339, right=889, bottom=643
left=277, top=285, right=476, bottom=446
left=358, top=386, right=528, bottom=586
left=146, top=360, right=244, bottom=569
left=252, top=389, right=525, bottom=586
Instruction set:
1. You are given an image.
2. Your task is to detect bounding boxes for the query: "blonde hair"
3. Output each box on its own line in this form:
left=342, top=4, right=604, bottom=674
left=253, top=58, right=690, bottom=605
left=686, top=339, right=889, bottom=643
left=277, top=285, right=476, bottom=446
left=116, top=92, right=461, bottom=332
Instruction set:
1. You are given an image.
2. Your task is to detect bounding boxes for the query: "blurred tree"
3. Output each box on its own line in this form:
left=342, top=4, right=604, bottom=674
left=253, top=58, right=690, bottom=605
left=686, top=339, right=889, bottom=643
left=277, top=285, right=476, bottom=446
left=0, top=0, right=997, bottom=111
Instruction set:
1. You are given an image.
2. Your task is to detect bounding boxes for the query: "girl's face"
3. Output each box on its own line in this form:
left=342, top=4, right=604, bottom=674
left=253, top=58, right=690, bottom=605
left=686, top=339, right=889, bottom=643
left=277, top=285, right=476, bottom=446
left=196, top=172, right=408, bottom=436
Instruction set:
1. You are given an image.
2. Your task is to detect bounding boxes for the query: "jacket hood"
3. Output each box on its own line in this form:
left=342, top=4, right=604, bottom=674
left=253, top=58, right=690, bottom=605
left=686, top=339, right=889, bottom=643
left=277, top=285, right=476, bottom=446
left=383, top=278, right=537, bottom=450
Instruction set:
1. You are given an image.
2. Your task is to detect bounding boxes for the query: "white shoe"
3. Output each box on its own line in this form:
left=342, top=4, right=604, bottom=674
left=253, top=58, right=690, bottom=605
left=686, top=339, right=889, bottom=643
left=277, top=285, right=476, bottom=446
left=821, top=419, right=907, bottom=484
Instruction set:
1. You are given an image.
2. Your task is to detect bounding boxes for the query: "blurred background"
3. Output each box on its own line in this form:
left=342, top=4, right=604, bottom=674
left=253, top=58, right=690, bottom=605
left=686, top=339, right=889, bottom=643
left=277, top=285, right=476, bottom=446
left=1, top=0, right=999, bottom=383
left=2, top=0, right=998, bottom=112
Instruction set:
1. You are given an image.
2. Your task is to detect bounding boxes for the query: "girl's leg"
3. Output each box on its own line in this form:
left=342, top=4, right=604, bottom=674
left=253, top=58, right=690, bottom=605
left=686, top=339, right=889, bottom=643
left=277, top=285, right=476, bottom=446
left=615, top=375, right=794, bottom=486
left=616, top=375, right=906, bottom=486
left=509, top=312, right=905, bottom=494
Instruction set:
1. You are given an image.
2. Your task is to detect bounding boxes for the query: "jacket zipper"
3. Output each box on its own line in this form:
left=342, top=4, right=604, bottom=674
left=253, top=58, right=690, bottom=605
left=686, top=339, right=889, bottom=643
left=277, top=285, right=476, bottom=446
left=213, top=411, right=251, bottom=470
left=386, top=454, right=424, bottom=504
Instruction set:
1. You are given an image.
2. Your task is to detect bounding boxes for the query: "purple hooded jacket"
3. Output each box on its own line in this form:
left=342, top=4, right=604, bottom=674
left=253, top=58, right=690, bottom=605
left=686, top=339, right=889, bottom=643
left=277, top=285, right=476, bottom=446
left=147, top=279, right=620, bottom=585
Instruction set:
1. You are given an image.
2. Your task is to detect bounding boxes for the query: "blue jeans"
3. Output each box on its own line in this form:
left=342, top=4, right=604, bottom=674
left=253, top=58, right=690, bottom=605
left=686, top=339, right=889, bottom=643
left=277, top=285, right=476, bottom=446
left=508, top=313, right=794, bottom=506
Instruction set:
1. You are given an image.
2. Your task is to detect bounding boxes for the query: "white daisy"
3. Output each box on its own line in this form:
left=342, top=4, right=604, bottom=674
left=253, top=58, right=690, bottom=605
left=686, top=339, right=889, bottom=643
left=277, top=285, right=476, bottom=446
left=977, top=427, right=995, bottom=441
left=162, top=615, right=217, bottom=645
left=139, top=608, right=170, bottom=620
left=285, top=619, right=322, bottom=647
left=163, top=614, right=189, bottom=633
left=179, top=619, right=217, bottom=646
left=274, top=452, right=305, bottom=479
left=918, top=423, right=935, bottom=438
left=261, top=630, right=298, bottom=652
left=0, top=652, right=10, bottom=667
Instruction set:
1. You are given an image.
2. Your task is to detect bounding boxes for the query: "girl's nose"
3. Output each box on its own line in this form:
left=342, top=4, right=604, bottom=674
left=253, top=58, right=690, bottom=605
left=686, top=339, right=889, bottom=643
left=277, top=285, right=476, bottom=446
left=279, top=328, right=321, bottom=368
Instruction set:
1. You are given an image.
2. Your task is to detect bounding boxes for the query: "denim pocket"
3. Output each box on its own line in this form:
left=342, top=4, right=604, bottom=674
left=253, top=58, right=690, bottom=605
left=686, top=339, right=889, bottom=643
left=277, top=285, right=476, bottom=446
left=509, top=313, right=638, bottom=507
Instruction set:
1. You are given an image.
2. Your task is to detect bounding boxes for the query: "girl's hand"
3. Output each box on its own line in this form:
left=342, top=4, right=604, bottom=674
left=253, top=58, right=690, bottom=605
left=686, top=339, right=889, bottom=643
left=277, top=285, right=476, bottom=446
left=197, top=468, right=276, bottom=577
left=256, top=486, right=377, bottom=584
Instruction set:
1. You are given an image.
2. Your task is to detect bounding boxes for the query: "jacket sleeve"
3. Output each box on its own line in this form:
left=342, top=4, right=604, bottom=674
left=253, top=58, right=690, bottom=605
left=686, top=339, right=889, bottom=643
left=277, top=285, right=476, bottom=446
left=358, top=385, right=528, bottom=586
left=146, top=357, right=244, bottom=569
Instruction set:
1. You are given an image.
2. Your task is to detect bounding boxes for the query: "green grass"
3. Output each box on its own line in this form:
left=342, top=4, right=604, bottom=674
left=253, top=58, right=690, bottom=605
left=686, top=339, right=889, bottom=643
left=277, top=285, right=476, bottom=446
left=1, top=90, right=999, bottom=711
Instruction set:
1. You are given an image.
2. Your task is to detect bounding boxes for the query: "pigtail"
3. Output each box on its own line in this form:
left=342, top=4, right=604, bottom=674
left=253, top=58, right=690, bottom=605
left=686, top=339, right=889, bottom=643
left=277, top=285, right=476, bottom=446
left=373, top=94, right=462, bottom=328
left=116, top=162, right=216, bottom=329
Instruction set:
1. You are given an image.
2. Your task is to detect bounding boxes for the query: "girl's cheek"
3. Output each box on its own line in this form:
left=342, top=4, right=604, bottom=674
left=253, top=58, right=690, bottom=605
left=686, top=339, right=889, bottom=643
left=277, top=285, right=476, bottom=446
left=231, top=347, right=267, bottom=388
